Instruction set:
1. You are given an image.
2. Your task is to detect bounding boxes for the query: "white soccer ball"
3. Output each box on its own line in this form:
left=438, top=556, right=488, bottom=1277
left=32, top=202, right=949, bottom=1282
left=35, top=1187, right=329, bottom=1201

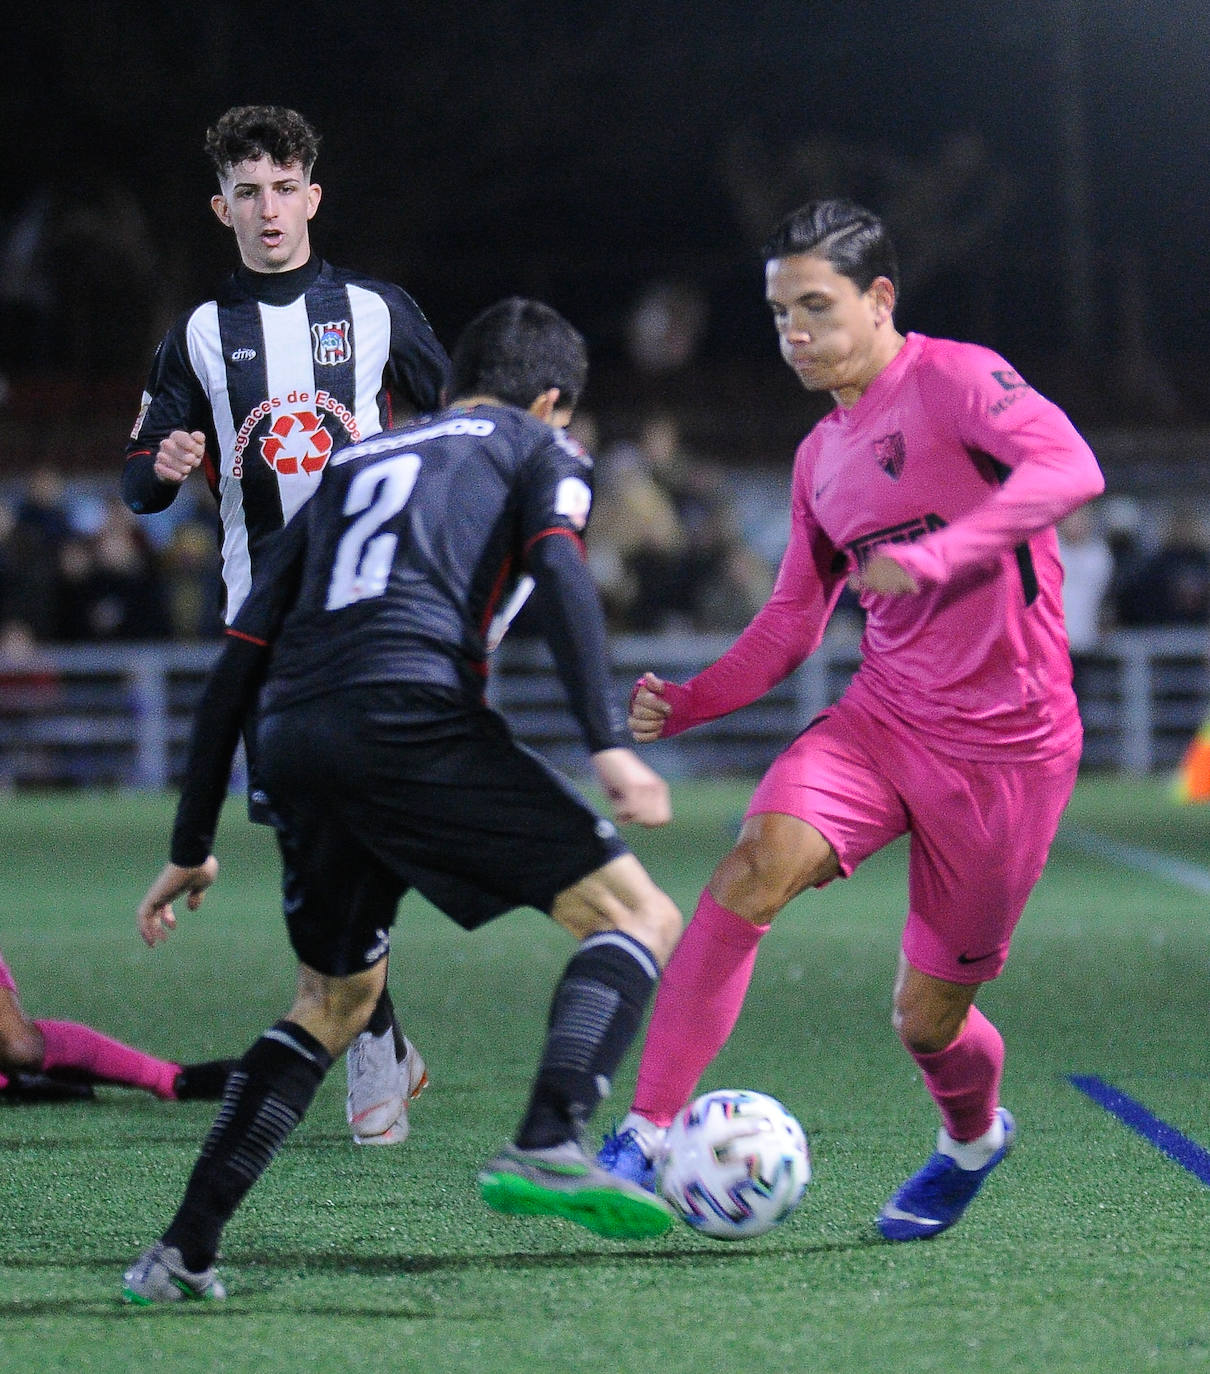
left=658, top=1088, right=811, bottom=1240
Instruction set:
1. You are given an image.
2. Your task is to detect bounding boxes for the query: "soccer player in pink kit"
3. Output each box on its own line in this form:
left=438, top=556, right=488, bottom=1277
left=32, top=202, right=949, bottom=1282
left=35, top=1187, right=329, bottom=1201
left=597, top=199, right=1105, bottom=1240
left=0, top=951, right=230, bottom=1102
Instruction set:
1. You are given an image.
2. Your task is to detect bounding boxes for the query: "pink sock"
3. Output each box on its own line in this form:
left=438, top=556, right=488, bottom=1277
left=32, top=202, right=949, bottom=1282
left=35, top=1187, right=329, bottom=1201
left=632, top=889, right=769, bottom=1127
left=907, top=1004, right=1004, bottom=1142
left=35, top=1020, right=181, bottom=1100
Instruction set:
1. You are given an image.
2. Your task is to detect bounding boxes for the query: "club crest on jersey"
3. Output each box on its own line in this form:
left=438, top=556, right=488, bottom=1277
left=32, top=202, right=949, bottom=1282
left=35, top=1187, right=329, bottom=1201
left=989, top=368, right=1030, bottom=416
left=312, top=319, right=352, bottom=366
left=260, top=409, right=334, bottom=476
left=874, top=431, right=906, bottom=480
left=555, top=476, right=592, bottom=530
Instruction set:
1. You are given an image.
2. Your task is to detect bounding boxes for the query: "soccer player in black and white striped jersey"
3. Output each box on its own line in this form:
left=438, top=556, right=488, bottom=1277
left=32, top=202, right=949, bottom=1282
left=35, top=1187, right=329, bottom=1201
left=121, top=106, right=451, bottom=1147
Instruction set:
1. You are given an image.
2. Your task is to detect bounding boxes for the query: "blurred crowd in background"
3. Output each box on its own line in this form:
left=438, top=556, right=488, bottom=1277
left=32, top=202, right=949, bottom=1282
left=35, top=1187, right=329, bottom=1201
left=3, top=435, right=1210, bottom=661
left=0, top=403, right=786, bottom=656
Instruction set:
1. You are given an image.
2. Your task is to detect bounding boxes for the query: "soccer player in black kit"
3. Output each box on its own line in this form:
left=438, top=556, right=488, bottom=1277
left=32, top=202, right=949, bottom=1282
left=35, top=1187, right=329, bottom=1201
left=121, top=298, right=683, bottom=1304
left=121, top=106, right=450, bottom=1147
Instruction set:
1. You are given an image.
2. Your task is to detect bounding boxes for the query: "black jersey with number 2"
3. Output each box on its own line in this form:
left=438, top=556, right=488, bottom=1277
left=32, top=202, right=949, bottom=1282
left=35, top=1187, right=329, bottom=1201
left=171, top=403, right=627, bottom=864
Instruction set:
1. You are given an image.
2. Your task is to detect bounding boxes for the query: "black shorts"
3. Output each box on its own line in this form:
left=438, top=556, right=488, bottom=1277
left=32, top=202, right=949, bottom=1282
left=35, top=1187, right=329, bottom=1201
left=255, top=686, right=629, bottom=976
left=242, top=711, right=274, bottom=826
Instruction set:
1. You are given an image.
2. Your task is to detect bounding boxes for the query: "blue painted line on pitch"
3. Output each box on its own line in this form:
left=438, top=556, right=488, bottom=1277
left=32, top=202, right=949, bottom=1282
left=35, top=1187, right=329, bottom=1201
left=1057, top=822, right=1210, bottom=895
left=1068, top=1074, right=1210, bottom=1186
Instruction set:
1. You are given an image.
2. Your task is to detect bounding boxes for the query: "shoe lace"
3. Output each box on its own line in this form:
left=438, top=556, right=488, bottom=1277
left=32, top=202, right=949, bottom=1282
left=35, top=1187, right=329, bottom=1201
left=599, top=1126, right=648, bottom=1169
left=597, top=1126, right=628, bottom=1167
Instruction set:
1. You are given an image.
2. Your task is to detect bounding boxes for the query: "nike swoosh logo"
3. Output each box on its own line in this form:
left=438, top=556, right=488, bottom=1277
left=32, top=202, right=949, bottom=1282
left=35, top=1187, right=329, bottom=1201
left=957, top=949, right=998, bottom=965
left=880, top=1203, right=942, bottom=1228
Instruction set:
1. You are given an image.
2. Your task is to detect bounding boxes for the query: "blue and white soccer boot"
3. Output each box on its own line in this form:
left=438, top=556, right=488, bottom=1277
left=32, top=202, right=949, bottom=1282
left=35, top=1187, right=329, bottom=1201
left=877, top=1107, right=1016, bottom=1242
left=596, top=1113, right=666, bottom=1193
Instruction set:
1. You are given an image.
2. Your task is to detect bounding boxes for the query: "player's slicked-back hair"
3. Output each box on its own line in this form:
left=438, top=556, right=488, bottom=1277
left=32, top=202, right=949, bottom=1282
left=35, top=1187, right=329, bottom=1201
left=205, top=106, right=322, bottom=180
left=450, top=298, right=589, bottom=413
left=762, top=199, right=900, bottom=295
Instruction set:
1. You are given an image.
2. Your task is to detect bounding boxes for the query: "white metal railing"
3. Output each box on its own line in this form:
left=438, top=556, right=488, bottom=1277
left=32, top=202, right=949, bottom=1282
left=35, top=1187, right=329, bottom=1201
left=0, top=629, right=1205, bottom=789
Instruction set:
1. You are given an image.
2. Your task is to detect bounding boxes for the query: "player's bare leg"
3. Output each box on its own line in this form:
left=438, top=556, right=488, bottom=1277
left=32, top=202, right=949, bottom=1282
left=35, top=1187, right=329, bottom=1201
left=879, top=956, right=1013, bottom=1241
left=0, top=983, right=229, bottom=1103
left=124, top=961, right=385, bottom=1303
left=601, top=814, right=836, bottom=1185
left=479, top=856, right=681, bottom=1240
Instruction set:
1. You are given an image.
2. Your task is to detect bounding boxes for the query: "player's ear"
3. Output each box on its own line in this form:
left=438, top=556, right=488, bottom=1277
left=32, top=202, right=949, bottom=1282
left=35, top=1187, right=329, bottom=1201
left=210, top=194, right=233, bottom=229
left=869, top=275, right=896, bottom=324
left=526, top=388, right=562, bottom=423
left=307, top=181, right=322, bottom=221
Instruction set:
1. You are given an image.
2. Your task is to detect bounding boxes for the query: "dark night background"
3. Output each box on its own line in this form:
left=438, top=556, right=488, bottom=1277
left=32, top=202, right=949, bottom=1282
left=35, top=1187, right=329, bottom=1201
left=4, top=1, right=1210, bottom=466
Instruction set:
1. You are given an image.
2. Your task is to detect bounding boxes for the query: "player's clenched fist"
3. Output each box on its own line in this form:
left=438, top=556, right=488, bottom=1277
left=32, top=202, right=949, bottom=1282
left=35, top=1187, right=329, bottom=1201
left=154, top=429, right=206, bottom=484
left=591, top=748, right=671, bottom=827
left=628, top=671, right=673, bottom=743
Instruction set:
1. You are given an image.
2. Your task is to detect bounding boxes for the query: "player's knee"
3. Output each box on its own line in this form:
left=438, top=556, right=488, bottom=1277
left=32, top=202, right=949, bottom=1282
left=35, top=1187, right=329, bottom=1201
left=713, top=832, right=833, bottom=924
left=891, top=999, right=964, bottom=1056
left=551, top=863, right=682, bottom=965
left=632, top=890, right=682, bottom=967
left=0, top=1021, right=43, bottom=1073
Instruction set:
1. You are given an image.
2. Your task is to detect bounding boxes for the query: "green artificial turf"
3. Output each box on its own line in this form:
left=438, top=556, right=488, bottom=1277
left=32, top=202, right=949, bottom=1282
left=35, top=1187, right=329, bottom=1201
left=0, top=778, right=1207, bottom=1371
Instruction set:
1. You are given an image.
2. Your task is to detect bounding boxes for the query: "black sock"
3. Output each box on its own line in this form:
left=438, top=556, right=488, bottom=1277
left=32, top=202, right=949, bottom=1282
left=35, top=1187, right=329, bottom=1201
left=163, top=1021, right=332, bottom=1270
left=515, top=932, right=659, bottom=1150
left=365, top=984, right=405, bottom=1061
left=173, top=1058, right=238, bottom=1101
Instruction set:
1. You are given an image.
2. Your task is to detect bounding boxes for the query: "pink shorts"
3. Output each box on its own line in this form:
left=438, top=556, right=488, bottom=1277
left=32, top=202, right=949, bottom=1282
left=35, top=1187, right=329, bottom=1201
left=746, top=695, right=1080, bottom=983
left=0, top=951, right=17, bottom=995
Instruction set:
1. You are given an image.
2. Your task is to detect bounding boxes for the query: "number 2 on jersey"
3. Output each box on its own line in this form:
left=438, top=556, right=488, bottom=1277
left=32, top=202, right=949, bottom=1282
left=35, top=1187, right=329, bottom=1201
left=325, top=454, right=422, bottom=610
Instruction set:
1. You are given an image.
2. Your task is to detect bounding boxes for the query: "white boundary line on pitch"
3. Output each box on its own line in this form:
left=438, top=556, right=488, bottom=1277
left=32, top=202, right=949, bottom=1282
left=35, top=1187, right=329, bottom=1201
left=1057, top=822, right=1210, bottom=895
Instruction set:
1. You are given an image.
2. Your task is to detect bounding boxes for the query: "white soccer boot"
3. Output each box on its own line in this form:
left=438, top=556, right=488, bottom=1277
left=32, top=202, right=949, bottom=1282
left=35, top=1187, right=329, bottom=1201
left=348, top=1033, right=429, bottom=1145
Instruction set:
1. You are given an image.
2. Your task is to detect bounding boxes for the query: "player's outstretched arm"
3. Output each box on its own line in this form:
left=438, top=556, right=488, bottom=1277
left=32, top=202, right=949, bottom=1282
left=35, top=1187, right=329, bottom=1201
left=137, top=857, right=218, bottom=948
left=592, top=747, right=672, bottom=827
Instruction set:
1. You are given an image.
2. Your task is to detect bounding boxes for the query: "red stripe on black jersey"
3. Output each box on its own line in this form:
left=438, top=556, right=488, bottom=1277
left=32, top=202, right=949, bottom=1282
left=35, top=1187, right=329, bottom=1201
left=524, top=527, right=585, bottom=558
left=479, top=554, right=516, bottom=638
left=224, top=627, right=270, bottom=647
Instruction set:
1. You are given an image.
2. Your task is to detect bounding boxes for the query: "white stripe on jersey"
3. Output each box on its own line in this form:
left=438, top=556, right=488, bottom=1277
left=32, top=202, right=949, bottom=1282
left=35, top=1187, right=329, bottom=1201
left=185, top=302, right=253, bottom=623
left=261, top=296, right=323, bottom=526
left=347, top=284, right=392, bottom=438
left=181, top=280, right=396, bottom=623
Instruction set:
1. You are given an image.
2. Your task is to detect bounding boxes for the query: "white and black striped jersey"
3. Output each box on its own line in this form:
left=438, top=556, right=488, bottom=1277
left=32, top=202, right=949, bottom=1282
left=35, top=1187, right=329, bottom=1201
left=122, top=256, right=450, bottom=622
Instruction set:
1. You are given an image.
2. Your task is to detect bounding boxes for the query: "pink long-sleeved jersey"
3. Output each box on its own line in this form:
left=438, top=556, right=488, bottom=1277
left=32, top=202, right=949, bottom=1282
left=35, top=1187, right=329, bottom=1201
left=662, top=332, right=1105, bottom=761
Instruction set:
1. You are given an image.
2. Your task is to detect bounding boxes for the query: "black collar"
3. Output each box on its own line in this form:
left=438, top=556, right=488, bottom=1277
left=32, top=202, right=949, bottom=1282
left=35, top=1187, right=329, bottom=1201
left=233, top=255, right=324, bottom=305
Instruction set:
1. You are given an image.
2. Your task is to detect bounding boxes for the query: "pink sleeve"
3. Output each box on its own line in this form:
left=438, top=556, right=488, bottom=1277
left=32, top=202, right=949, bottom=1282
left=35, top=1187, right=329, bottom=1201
left=660, top=456, right=846, bottom=736
left=885, top=349, right=1105, bottom=589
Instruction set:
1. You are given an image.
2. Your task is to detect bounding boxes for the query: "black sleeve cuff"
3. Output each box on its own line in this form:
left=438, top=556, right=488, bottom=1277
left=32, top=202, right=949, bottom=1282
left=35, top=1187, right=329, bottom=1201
left=122, top=452, right=183, bottom=515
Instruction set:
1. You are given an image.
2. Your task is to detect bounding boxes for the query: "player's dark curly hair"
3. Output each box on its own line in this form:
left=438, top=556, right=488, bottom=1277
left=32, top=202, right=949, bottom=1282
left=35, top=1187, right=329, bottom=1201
left=205, top=105, right=322, bottom=179
left=450, top=298, right=588, bottom=414
left=762, top=199, right=900, bottom=295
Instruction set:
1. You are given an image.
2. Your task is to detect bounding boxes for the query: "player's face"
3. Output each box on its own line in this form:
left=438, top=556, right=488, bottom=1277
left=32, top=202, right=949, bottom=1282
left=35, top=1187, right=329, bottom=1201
left=766, top=253, right=896, bottom=406
left=211, top=157, right=321, bottom=273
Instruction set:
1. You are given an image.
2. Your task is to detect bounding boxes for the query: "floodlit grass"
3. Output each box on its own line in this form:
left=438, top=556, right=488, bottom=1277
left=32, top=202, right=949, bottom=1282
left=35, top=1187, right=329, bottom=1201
left=1, top=777, right=1208, bottom=1372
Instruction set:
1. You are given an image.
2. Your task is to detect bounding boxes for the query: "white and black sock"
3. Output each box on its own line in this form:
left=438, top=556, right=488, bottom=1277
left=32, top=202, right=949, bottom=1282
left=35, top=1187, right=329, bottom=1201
left=163, top=1021, right=332, bottom=1270
left=516, top=932, right=659, bottom=1150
